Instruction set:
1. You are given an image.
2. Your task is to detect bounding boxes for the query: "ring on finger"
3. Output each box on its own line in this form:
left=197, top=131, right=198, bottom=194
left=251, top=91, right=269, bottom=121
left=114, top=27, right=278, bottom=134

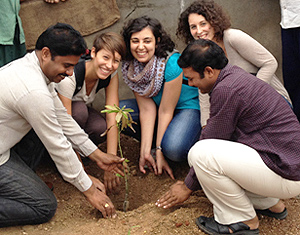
left=104, top=203, right=109, bottom=208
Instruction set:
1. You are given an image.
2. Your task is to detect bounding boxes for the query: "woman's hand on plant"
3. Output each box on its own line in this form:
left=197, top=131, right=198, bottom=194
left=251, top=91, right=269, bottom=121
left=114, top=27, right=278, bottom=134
left=83, top=180, right=117, bottom=218
left=104, top=171, right=121, bottom=194
left=139, top=152, right=157, bottom=175
left=89, top=149, right=124, bottom=176
left=155, top=181, right=192, bottom=209
left=156, top=151, right=174, bottom=179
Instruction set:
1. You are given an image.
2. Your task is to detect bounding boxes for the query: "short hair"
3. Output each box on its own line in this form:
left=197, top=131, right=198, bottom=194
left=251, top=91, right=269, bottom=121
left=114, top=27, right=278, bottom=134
left=93, top=32, right=126, bottom=60
left=178, top=39, right=228, bottom=77
left=121, top=16, right=175, bottom=61
left=177, top=0, right=231, bottom=44
left=35, top=23, right=87, bottom=58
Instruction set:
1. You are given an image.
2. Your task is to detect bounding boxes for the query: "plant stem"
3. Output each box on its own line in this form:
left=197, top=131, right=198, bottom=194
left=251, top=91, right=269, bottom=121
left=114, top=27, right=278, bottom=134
left=117, top=127, right=123, bottom=159
left=118, top=126, right=129, bottom=211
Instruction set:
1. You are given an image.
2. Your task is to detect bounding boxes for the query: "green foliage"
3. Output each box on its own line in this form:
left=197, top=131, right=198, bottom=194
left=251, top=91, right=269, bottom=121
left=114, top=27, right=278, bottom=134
left=101, top=104, right=136, bottom=137
left=101, top=104, right=136, bottom=212
left=128, top=225, right=141, bottom=235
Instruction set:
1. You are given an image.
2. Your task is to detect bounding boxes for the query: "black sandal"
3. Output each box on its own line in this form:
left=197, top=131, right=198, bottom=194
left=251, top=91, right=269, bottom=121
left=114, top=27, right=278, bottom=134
left=195, top=216, right=259, bottom=235
left=255, top=208, right=288, bottom=220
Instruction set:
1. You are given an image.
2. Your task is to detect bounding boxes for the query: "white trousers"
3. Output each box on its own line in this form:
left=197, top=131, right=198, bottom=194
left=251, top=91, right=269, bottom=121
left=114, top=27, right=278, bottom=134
left=188, top=139, right=300, bottom=224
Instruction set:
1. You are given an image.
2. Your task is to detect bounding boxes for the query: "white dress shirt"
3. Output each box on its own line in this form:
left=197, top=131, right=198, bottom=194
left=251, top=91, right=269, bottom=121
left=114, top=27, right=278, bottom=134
left=0, top=51, right=97, bottom=192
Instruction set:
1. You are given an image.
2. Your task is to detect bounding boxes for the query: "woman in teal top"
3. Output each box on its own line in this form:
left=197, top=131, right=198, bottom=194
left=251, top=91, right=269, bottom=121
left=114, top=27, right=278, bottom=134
left=152, top=52, right=200, bottom=109
left=120, top=16, right=201, bottom=179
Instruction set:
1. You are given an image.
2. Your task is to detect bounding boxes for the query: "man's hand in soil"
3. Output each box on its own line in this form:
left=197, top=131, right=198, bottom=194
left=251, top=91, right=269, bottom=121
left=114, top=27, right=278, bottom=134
left=156, top=150, right=174, bottom=179
left=104, top=171, right=121, bottom=194
left=88, top=148, right=124, bottom=176
left=83, top=176, right=117, bottom=218
left=89, top=175, right=106, bottom=193
left=155, top=181, right=192, bottom=209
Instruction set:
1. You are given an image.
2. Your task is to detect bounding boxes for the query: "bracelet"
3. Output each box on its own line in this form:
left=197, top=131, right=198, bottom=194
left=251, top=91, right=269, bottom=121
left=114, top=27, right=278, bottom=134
left=156, top=146, right=162, bottom=151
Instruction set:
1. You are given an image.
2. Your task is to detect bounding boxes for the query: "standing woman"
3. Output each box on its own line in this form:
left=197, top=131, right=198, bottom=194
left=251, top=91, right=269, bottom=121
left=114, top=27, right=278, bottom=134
left=56, top=32, right=126, bottom=192
left=120, top=16, right=201, bottom=179
left=177, top=0, right=292, bottom=126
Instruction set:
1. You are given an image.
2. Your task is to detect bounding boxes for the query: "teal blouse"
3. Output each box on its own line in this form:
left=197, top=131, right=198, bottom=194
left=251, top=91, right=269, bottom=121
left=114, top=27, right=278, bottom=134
left=152, top=53, right=200, bottom=110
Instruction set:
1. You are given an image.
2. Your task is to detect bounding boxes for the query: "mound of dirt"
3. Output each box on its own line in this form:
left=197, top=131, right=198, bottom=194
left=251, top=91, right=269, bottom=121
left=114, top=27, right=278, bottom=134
left=1, top=135, right=300, bottom=235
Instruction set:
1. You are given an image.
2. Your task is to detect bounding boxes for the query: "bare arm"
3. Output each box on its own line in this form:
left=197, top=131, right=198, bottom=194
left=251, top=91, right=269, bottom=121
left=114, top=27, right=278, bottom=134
left=104, top=72, right=119, bottom=155
left=135, top=92, right=158, bottom=174
left=155, top=72, right=182, bottom=179
left=104, top=73, right=121, bottom=192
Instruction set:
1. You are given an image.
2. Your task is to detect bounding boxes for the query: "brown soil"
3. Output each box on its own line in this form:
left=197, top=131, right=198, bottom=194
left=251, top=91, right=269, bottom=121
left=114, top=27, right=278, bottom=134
left=1, top=134, right=300, bottom=235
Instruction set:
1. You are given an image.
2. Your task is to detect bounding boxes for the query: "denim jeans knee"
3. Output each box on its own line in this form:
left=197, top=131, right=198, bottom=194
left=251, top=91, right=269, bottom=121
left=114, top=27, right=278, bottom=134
left=162, top=109, right=201, bottom=162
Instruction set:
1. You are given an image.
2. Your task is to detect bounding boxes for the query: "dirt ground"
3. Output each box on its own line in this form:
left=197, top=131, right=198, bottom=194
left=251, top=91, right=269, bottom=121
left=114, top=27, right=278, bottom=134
left=1, top=134, right=300, bottom=235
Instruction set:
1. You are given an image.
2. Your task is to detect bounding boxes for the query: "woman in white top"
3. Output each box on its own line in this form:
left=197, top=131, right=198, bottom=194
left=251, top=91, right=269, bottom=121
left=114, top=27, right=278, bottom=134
left=56, top=32, right=126, bottom=192
left=177, top=0, right=292, bottom=127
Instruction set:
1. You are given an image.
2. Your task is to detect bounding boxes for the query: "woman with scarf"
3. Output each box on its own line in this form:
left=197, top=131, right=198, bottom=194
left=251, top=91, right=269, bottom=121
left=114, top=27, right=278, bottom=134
left=120, top=16, right=201, bottom=179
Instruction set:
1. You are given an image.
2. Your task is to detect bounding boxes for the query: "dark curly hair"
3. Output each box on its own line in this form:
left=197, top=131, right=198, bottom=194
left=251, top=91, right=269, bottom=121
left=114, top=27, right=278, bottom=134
left=177, top=0, right=231, bottom=44
left=121, top=16, right=175, bottom=61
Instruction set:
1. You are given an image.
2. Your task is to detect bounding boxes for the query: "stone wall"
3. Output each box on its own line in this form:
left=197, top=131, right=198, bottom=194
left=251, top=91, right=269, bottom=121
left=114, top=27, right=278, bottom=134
left=86, top=0, right=282, bottom=109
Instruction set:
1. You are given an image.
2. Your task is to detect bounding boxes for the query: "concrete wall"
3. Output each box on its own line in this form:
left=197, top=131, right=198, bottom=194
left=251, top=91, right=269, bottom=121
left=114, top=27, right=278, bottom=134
left=87, top=0, right=282, bottom=110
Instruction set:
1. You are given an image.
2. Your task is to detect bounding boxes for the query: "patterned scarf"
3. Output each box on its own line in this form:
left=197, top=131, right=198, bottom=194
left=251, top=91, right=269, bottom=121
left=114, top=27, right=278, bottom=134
left=122, top=56, right=166, bottom=97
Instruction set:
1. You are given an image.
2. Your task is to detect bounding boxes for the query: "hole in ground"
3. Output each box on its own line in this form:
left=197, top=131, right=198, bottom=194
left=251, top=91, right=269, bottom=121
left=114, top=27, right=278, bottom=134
left=95, top=134, right=191, bottom=212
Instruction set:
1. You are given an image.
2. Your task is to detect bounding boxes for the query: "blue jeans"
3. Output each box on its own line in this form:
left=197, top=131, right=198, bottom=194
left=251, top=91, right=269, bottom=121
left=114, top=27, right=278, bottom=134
left=0, top=130, right=57, bottom=227
left=120, top=99, right=201, bottom=162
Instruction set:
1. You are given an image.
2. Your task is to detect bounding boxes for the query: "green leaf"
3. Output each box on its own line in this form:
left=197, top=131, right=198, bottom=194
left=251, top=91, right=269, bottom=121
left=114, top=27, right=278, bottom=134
left=121, top=111, right=129, bottom=119
left=105, top=105, right=117, bottom=110
left=123, top=108, right=134, bottom=113
left=100, top=125, right=116, bottom=137
left=128, top=225, right=141, bottom=235
left=116, top=112, right=123, bottom=123
left=128, top=123, right=136, bottom=133
left=121, top=117, right=127, bottom=131
left=116, top=173, right=124, bottom=178
left=114, top=104, right=121, bottom=110
left=101, top=109, right=116, bottom=114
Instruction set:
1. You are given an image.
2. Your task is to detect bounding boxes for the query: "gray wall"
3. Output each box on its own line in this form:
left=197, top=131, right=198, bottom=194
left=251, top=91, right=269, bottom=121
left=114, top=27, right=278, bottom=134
left=87, top=0, right=282, bottom=110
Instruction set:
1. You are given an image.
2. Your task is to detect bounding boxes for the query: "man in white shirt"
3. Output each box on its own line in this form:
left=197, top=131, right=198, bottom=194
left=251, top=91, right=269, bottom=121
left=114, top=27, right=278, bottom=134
left=280, top=0, right=300, bottom=121
left=0, top=23, right=124, bottom=227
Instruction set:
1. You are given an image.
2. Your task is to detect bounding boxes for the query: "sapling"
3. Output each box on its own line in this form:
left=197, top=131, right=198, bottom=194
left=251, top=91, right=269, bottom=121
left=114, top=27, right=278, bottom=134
left=101, top=104, right=136, bottom=212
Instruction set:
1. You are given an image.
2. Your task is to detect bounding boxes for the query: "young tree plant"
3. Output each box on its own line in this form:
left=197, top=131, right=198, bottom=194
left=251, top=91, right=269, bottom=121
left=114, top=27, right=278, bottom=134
left=101, top=104, right=136, bottom=212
